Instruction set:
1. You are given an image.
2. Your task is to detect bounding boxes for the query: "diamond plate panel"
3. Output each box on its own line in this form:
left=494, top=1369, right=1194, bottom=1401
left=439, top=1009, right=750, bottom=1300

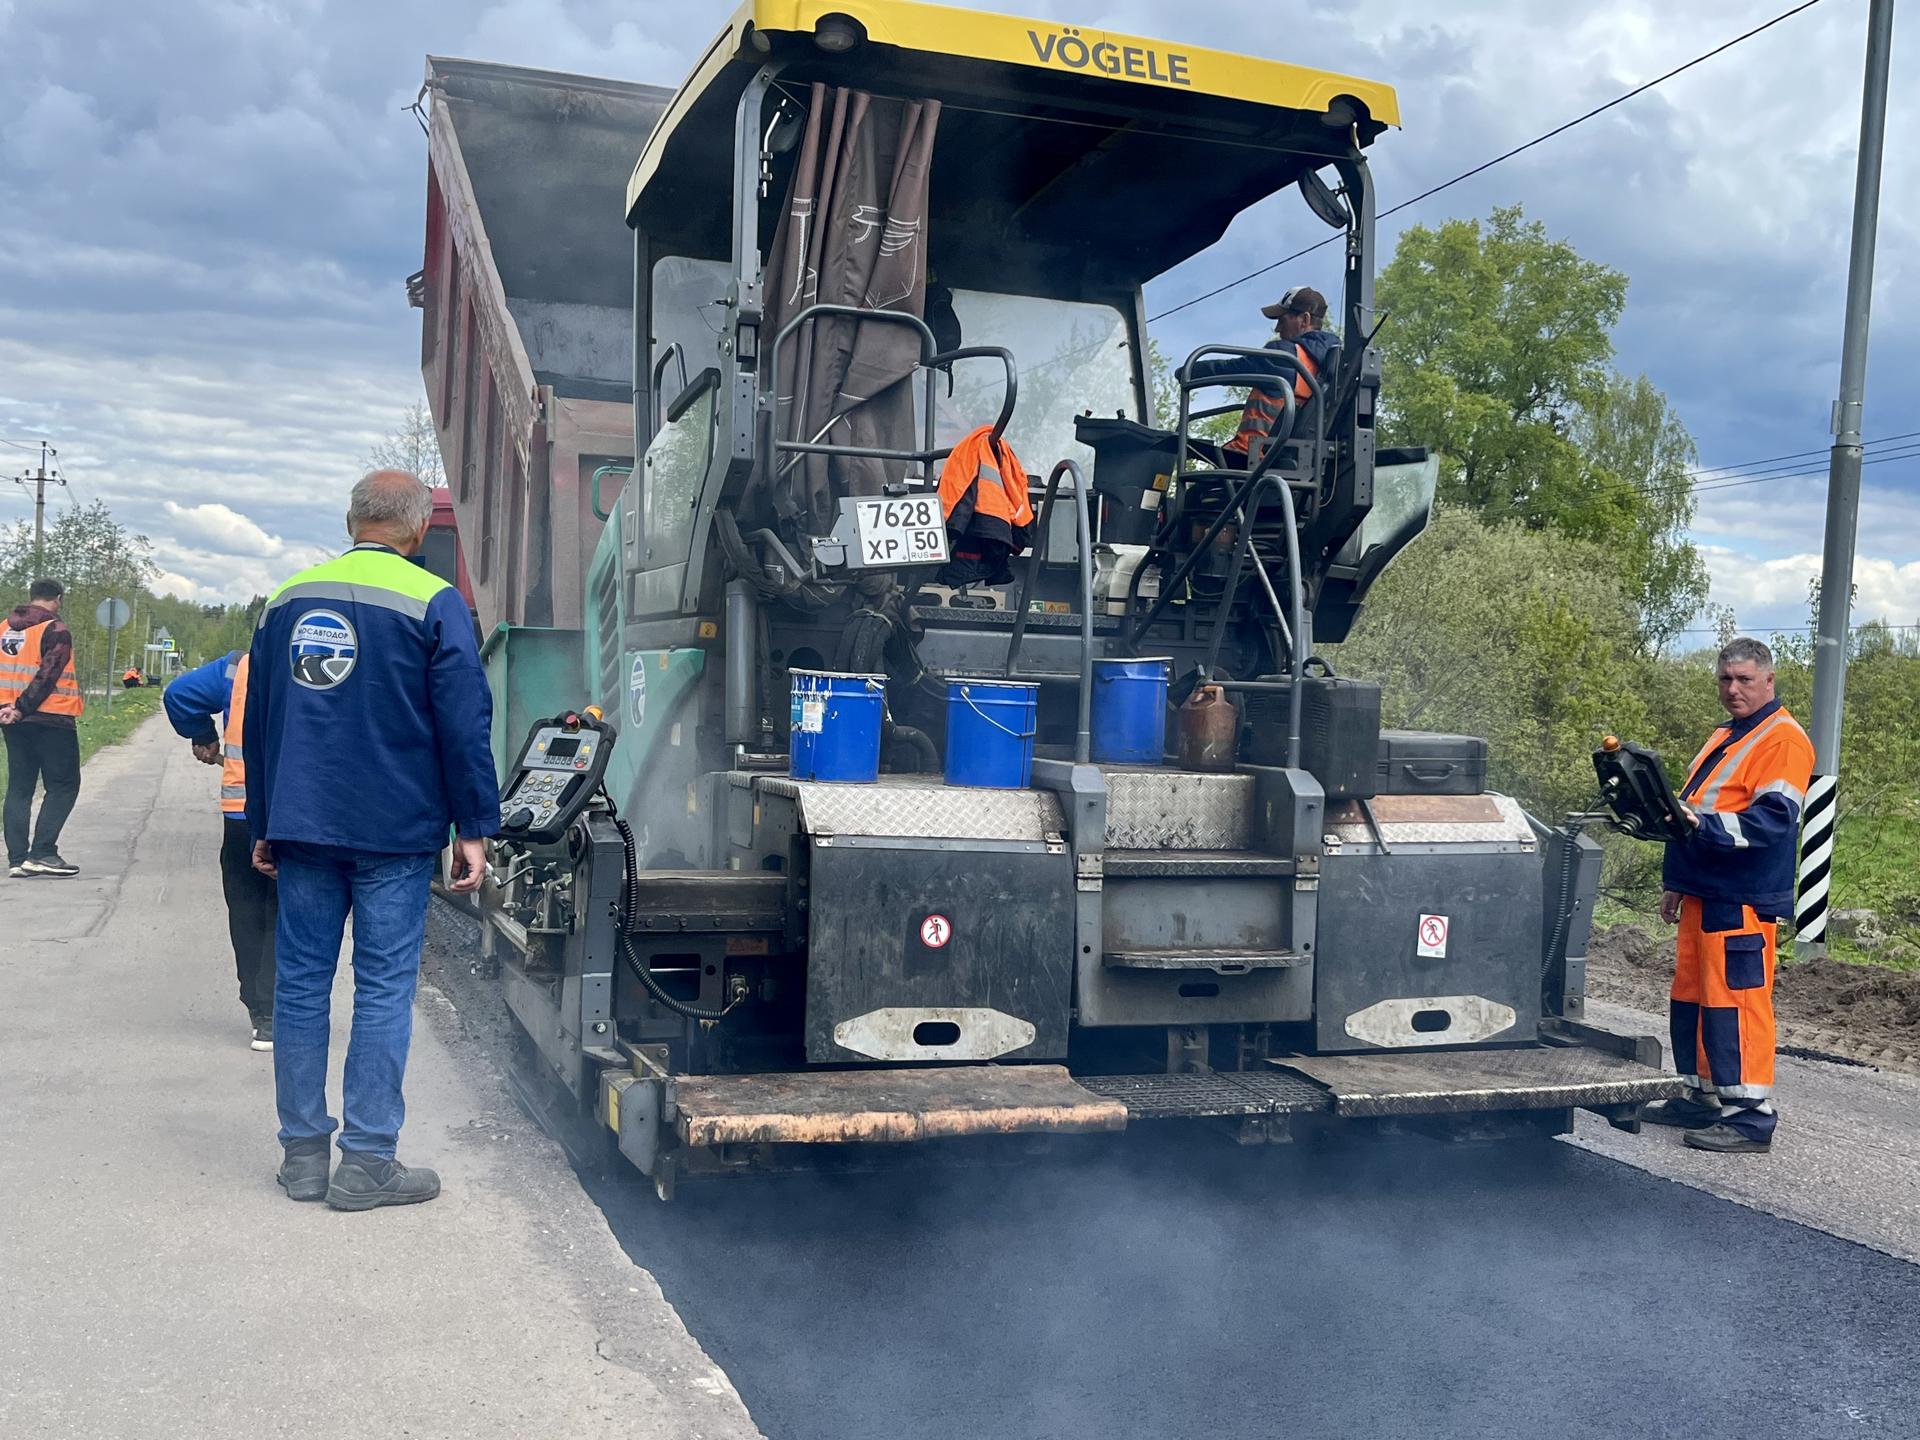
left=1078, top=1070, right=1331, bottom=1119
left=757, top=775, right=1066, bottom=842
left=1103, top=769, right=1253, bottom=850
left=1328, top=792, right=1536, bottom=848
left=1272, top=1046, right=1684, bottom=1117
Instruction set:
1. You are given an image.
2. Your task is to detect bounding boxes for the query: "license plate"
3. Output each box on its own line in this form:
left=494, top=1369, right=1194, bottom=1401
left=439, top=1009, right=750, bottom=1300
left=853, top=496, right=948, bottom=567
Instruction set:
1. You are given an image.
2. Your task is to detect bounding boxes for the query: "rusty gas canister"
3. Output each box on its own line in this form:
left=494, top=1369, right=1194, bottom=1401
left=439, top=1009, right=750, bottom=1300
left=1178, top=684, right=1239, bottom=772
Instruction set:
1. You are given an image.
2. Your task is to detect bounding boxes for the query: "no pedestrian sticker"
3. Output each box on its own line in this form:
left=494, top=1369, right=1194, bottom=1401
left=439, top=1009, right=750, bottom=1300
left=919, top=914, right=953, bottom=950
left=1417, top=913, right=1449, bottom=959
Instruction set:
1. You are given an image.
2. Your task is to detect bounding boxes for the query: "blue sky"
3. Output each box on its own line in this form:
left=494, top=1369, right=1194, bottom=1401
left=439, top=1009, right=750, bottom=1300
left=1, top=0, right=1914, bottom=635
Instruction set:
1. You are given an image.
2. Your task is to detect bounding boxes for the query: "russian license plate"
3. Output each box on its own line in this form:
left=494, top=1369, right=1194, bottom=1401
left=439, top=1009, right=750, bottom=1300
left=853, top=496, right=948, bottom=566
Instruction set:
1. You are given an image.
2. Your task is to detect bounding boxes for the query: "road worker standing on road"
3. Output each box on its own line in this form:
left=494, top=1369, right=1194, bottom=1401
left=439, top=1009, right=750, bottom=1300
left=1, top=577, right=85, bottom=878
left=244, top=470, right=498, bottom=1211
left=1644, top=637, right=1813, bottom=1154
left=164, top=647, right=277, bottom=1051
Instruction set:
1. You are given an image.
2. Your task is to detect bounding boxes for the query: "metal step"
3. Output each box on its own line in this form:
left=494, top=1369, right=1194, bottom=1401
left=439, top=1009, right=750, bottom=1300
left=1105, top=947, right=1306, bottom=974
left=1270, top=1046, right=1684, bottom=1118
left=1102, top=850, right=1294, bottom=878
left=669, top=1065, right=1128, bottom=1146
left=1078, top=1070, right=1331, bottom=1120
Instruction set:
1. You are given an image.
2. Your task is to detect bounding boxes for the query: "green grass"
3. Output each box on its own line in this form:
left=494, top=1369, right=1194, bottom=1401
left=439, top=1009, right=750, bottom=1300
left=0, top=685, right=165, bottom=791
left=1593, top=805, right=1920, bottom=973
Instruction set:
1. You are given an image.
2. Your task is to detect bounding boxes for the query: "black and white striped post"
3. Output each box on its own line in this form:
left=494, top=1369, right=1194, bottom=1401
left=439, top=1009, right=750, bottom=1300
left=1794, top=775, right=1839, bottom=951
left=1793, top=0, right=1894, bottom=960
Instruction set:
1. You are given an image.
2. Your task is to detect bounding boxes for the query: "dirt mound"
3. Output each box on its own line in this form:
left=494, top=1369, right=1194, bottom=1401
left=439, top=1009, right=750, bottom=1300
left=1587, top=922, right=1920, bottom=1073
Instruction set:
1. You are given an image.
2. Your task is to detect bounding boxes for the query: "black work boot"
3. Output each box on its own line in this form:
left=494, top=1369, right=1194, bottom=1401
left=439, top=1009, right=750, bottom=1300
left=326, top=1151, right=441, bottom=1211
left=1642, top=1094, right=1721, bottom=1129
left=276, top=1140, right=331, bottom=1202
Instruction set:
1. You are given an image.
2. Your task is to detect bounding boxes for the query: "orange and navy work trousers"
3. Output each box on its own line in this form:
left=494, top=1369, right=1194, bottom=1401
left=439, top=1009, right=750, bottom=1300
left=1671, top=896, right=1777, bottom=1139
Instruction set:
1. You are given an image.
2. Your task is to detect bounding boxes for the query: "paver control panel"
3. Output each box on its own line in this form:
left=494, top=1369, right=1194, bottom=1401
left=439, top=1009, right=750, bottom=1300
left=498, top=712, right=614, bottom=846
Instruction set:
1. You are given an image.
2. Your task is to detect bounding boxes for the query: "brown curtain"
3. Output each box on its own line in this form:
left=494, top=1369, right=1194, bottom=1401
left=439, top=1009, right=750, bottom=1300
left=763, top=84, right=940, bottom=535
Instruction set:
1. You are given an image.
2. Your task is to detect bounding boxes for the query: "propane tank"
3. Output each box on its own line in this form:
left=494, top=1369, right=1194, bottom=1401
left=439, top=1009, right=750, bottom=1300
left=1178, top=684, right=1239, bottom=772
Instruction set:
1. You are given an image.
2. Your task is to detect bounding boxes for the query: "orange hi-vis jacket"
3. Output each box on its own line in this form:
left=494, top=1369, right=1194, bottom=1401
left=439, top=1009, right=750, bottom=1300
left=938, top=426, right=1034, bottom=553
left=1662, top=698, right=1812, bottom=921
left=220, top=654, right=250, bottom=816
left=0, top=618, right=84, bottom=717
left=1225, top=343, right=1320, bottom=458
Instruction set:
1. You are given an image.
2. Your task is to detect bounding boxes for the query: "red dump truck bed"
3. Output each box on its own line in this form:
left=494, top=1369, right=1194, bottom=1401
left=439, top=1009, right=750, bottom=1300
left=415, top=57, right=669, bottom=632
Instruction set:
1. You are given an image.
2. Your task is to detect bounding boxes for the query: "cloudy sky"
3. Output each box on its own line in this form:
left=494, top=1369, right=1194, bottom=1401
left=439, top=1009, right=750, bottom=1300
left=1, top=0, right=1914, bottom=637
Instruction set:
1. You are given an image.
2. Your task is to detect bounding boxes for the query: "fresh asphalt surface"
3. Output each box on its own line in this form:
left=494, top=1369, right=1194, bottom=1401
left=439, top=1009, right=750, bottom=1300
left=577, top=1126, right=1920, bottom=1440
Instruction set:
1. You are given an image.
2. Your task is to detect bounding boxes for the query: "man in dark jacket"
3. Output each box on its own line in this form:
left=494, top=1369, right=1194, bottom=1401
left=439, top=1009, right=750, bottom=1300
left=245, top=470, right=499, bottom=1211
left=0, top=578, right=84, bottom=877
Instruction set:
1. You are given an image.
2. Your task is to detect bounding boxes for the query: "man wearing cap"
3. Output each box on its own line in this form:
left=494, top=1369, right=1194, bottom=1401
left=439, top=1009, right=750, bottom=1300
left=1, top=577, right=85, bottom=878
left=1190, top=285, right=1339, bottom=469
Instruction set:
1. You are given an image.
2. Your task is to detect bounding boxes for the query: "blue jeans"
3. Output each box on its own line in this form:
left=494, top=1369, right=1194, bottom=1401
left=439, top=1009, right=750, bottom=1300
left=272, top=843, right=437, bottom=1157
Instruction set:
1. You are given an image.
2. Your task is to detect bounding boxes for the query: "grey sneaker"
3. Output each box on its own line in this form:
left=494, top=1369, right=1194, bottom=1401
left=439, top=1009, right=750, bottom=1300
left=326, top=1152, right=441, bottom=1212
left=21, top=853, right=79, bottom=877
left=7, top=863, right=27, bottom=878
left=1642, top=1095, right=1721, bottom=1129
left=1684, top=1122, right=1772, bottom=1154
left=276, top=1142, right=331, bottom=1202
left=249, top=1015, right=274, bottom=1052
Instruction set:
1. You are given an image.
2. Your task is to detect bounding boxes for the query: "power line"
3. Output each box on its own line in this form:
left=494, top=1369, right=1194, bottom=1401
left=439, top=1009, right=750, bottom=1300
left=1683, top=444, right=1920, bottom=497
left=1686, top=429, right=1920, bottom=483
left=1149, top=0, right=1828, bottom=323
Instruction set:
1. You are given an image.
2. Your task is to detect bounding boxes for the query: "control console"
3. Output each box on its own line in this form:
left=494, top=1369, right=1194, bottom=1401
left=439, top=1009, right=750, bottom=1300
left=498, top=708, right=615, bottom=846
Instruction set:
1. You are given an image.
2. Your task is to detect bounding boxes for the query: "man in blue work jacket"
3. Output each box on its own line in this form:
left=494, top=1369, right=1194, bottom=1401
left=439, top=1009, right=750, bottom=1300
left=245, top=469, right=498, bottom=1211
left=163, top=647, right=277, bottom=1050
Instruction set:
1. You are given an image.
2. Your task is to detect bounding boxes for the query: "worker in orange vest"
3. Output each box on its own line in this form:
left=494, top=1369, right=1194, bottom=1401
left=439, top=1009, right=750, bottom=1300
left=164, top=648, right=278, bottom=1051
left=1189, top=285, right=1338, bottom=469
left=0, top=578, right=85, bottom=878
left=1644, top=637, right=1814, bottom=1154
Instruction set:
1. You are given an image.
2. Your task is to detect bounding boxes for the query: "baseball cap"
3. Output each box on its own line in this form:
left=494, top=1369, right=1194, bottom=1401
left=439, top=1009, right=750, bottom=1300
left=1261, top=285, right=1328, bottom=320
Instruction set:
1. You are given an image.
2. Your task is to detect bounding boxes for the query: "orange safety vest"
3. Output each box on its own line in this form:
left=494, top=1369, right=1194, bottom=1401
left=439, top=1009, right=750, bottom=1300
left=1225, top=344, right=1320, bottom=458
left=0, top=619, right=84, bottom=717
left=220, top=653, right=249, bottom=816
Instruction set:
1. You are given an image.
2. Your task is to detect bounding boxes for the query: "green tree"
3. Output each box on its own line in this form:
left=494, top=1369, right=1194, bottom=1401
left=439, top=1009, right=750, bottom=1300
left=1375, top=205, right=1706, bottom=650
left=1329, top=506, right=1651, bottom=817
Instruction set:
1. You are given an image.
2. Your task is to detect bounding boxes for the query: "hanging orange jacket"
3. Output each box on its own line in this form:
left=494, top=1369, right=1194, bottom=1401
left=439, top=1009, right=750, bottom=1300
left=0, top=617, right=84, bottom=718
left=937, top=426, right=1035, bottom=586
left=1225, top=343, right=1320, bottom=458
left=220, top=654, right=250, bottom=816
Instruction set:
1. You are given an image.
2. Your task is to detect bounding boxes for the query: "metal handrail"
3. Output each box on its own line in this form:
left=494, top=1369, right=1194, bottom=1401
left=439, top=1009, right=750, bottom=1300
left=761, top=303, right=1017, bottom=469
left=650, top=343, right=688, bottom=433
left=590, top=464, right=633, bottom=523
left=1002, top=459, right=1094, bottom=764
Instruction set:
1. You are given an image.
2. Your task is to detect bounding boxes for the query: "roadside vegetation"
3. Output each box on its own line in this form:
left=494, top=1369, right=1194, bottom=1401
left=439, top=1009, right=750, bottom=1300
left=0, top=684, right=165, bottom=792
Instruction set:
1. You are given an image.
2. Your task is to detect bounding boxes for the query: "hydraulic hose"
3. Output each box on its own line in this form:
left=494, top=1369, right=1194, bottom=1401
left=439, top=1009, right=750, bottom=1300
left=885, top=721, right=939, bottom=772
left=1542, top=825, right=1581, bottom=989
left=610, top=813, right=732, bottom=1024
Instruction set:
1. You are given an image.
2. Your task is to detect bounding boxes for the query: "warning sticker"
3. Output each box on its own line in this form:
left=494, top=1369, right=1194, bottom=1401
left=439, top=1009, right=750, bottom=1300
left=919, top=914, right=953, bottom=950
left=1417, top=913, right=1450, bottom=959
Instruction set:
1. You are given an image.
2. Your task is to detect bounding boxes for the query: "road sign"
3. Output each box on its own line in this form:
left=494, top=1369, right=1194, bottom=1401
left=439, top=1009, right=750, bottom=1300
left=96, top=597, right=130, bottom=630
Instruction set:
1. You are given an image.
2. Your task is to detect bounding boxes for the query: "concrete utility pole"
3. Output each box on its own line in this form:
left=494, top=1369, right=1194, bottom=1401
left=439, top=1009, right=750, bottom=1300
left=12, top=441, right=67, bottom=575
left=1794, top=0, right=1896, bottom=958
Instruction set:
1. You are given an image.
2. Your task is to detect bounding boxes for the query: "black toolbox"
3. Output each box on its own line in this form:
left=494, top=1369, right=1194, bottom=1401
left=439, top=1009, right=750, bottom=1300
left=1375, top=730, right=1488, bottom=796
left=1243, top=676, right=1383, bottom=798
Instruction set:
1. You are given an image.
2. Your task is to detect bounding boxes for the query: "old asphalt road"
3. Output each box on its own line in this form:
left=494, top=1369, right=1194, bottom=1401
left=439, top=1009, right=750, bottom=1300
left=0, top=718, right=760, bottom=1440
left=419, top=918, right=1920, bottom=1440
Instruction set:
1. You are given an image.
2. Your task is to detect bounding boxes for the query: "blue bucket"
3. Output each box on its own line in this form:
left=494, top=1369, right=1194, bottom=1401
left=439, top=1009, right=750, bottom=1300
left=1092, top=657, right=1171, bottom=765
left=945, top=678, right=1039, bottom=789
left=788, top=670, right=886, bottom=783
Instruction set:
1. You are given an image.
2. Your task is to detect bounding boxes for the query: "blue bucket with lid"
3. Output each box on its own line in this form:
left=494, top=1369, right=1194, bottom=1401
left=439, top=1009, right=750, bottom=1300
left=788, top=669, right=886, bottom=783
left=1092, top=657, right=1170, bottom=765
left=945, top=678, right=1039, bottom=789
